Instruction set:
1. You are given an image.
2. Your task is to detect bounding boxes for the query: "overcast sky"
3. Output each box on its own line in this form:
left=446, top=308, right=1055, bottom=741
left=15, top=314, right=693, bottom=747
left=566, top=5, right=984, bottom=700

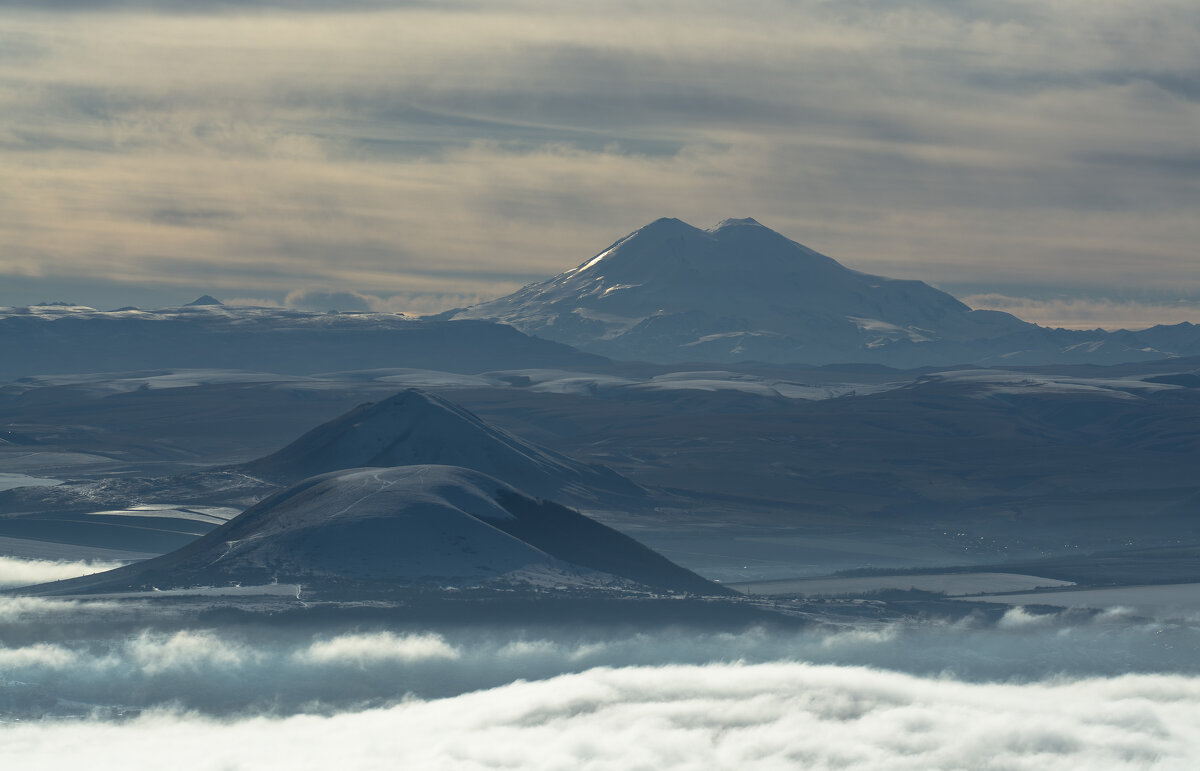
left=2, top=1, right=1197, bottom=327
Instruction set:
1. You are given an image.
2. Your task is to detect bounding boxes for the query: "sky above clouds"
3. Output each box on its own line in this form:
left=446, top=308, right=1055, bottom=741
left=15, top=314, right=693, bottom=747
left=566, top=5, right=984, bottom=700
left=1, top=1, right=1198, bottom=326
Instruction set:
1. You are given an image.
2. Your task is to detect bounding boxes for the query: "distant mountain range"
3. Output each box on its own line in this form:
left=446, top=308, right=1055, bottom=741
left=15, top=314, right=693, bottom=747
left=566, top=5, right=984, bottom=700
left=3, top=219, right=1199, bottom=376
left=451, top=217, right=1200, bottom=367
left=0, top=303, right=604, bottom=380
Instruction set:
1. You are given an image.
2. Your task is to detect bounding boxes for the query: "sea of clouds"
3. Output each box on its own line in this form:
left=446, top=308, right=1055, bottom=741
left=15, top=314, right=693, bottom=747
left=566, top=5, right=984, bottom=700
left=2, top=596, right=1200, bottom=768
left=7, top=663, right=1198, bottom=770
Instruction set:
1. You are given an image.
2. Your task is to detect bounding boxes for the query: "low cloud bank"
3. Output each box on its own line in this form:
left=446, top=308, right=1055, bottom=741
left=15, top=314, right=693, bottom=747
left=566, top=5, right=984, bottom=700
left=5, top=599, right=1200, bottom=767
left=0, top=557, right=127, bottom=589
left=5, top=663, right=1200, bottom=770
left=279, top=286, right=511, bottom=315
left=3, top=600, right=1200, bottom=721
left=963, top=294, right=1200, bottom=331
left=297, top=631, right=460, bottom=666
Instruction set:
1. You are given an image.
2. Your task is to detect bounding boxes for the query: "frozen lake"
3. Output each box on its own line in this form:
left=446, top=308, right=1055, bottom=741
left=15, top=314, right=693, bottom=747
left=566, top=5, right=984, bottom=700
left=730, top=572, right=1075, bottom=597
left=0, top=472, right=63, bottom=491
left=962, top=583, right=1200, bottom=615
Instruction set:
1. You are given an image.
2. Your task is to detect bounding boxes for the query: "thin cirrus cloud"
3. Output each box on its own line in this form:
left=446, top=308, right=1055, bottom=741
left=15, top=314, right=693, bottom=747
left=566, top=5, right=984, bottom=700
left=0, top=1, right=1197, bottom=322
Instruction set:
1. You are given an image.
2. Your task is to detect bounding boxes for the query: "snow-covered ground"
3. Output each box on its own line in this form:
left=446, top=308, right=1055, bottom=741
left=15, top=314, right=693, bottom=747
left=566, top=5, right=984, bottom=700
left=928, top=368, right=1182, bottom=400
left=84, top=505, right=238, bottom=526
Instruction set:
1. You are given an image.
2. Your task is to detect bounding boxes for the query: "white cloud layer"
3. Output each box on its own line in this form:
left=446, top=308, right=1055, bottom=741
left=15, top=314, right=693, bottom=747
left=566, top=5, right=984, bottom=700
left=0, top=1, right=1197, bottom=322
left=0, top=556, right=127, bottom=589
left=2, top=600, right=1200, bottom=766
left=2, top=600, right=1199, bottom=713
left=297, top=631, right=460, bottom=666
left=4, top=662, right=1200, bottom=770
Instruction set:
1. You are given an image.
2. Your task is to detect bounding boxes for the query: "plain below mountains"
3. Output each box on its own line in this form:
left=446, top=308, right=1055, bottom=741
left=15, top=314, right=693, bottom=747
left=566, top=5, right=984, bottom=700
left=0, top=302, right=605, bottom=381
left=451, top=217, right=1200, bottom=367
left=16, top=465, right=725, bottom=598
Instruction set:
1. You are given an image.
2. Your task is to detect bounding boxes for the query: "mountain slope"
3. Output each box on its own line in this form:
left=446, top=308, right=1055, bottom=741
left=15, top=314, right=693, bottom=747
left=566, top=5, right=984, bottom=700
left=17, top=466, right=723, bottom=597
left=240, top=389, right=642, bottom=502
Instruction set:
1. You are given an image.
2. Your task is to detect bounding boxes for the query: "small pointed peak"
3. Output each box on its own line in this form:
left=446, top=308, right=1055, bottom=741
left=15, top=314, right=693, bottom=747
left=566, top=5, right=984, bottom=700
left=636, top=217, right=697, bottom=235
left=378, top=388, right=444, bottom=410
left=185, top=294, right=224, bottom=306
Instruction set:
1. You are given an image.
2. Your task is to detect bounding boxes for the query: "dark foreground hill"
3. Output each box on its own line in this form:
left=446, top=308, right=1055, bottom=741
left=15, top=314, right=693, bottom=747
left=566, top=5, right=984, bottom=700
left=0, top=388, right=644, bottom=557
left=17, top=465, right=726, bottom=598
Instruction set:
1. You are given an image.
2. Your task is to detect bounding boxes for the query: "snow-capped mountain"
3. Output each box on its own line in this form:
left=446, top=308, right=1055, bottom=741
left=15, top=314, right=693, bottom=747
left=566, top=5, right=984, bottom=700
left=241, top=389, right=642, bottom=502
left=451, top=217, right=1031, bottom=364
left=451, top=217, right=1195, bottom=367
left=20, top=466, right=722, bottom=597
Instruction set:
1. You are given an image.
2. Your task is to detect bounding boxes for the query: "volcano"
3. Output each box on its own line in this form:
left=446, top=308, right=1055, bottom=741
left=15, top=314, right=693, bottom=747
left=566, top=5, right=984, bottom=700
left=240, top=389, right=642, bottom=502
left=452, top=217, right=1033, bottom=365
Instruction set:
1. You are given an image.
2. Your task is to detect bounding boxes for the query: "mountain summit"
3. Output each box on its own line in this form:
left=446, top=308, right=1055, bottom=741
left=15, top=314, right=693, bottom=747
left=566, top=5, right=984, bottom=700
left=184, top=294, right=223, bottom=306
left=452, top=217, right=1032, bottom=365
